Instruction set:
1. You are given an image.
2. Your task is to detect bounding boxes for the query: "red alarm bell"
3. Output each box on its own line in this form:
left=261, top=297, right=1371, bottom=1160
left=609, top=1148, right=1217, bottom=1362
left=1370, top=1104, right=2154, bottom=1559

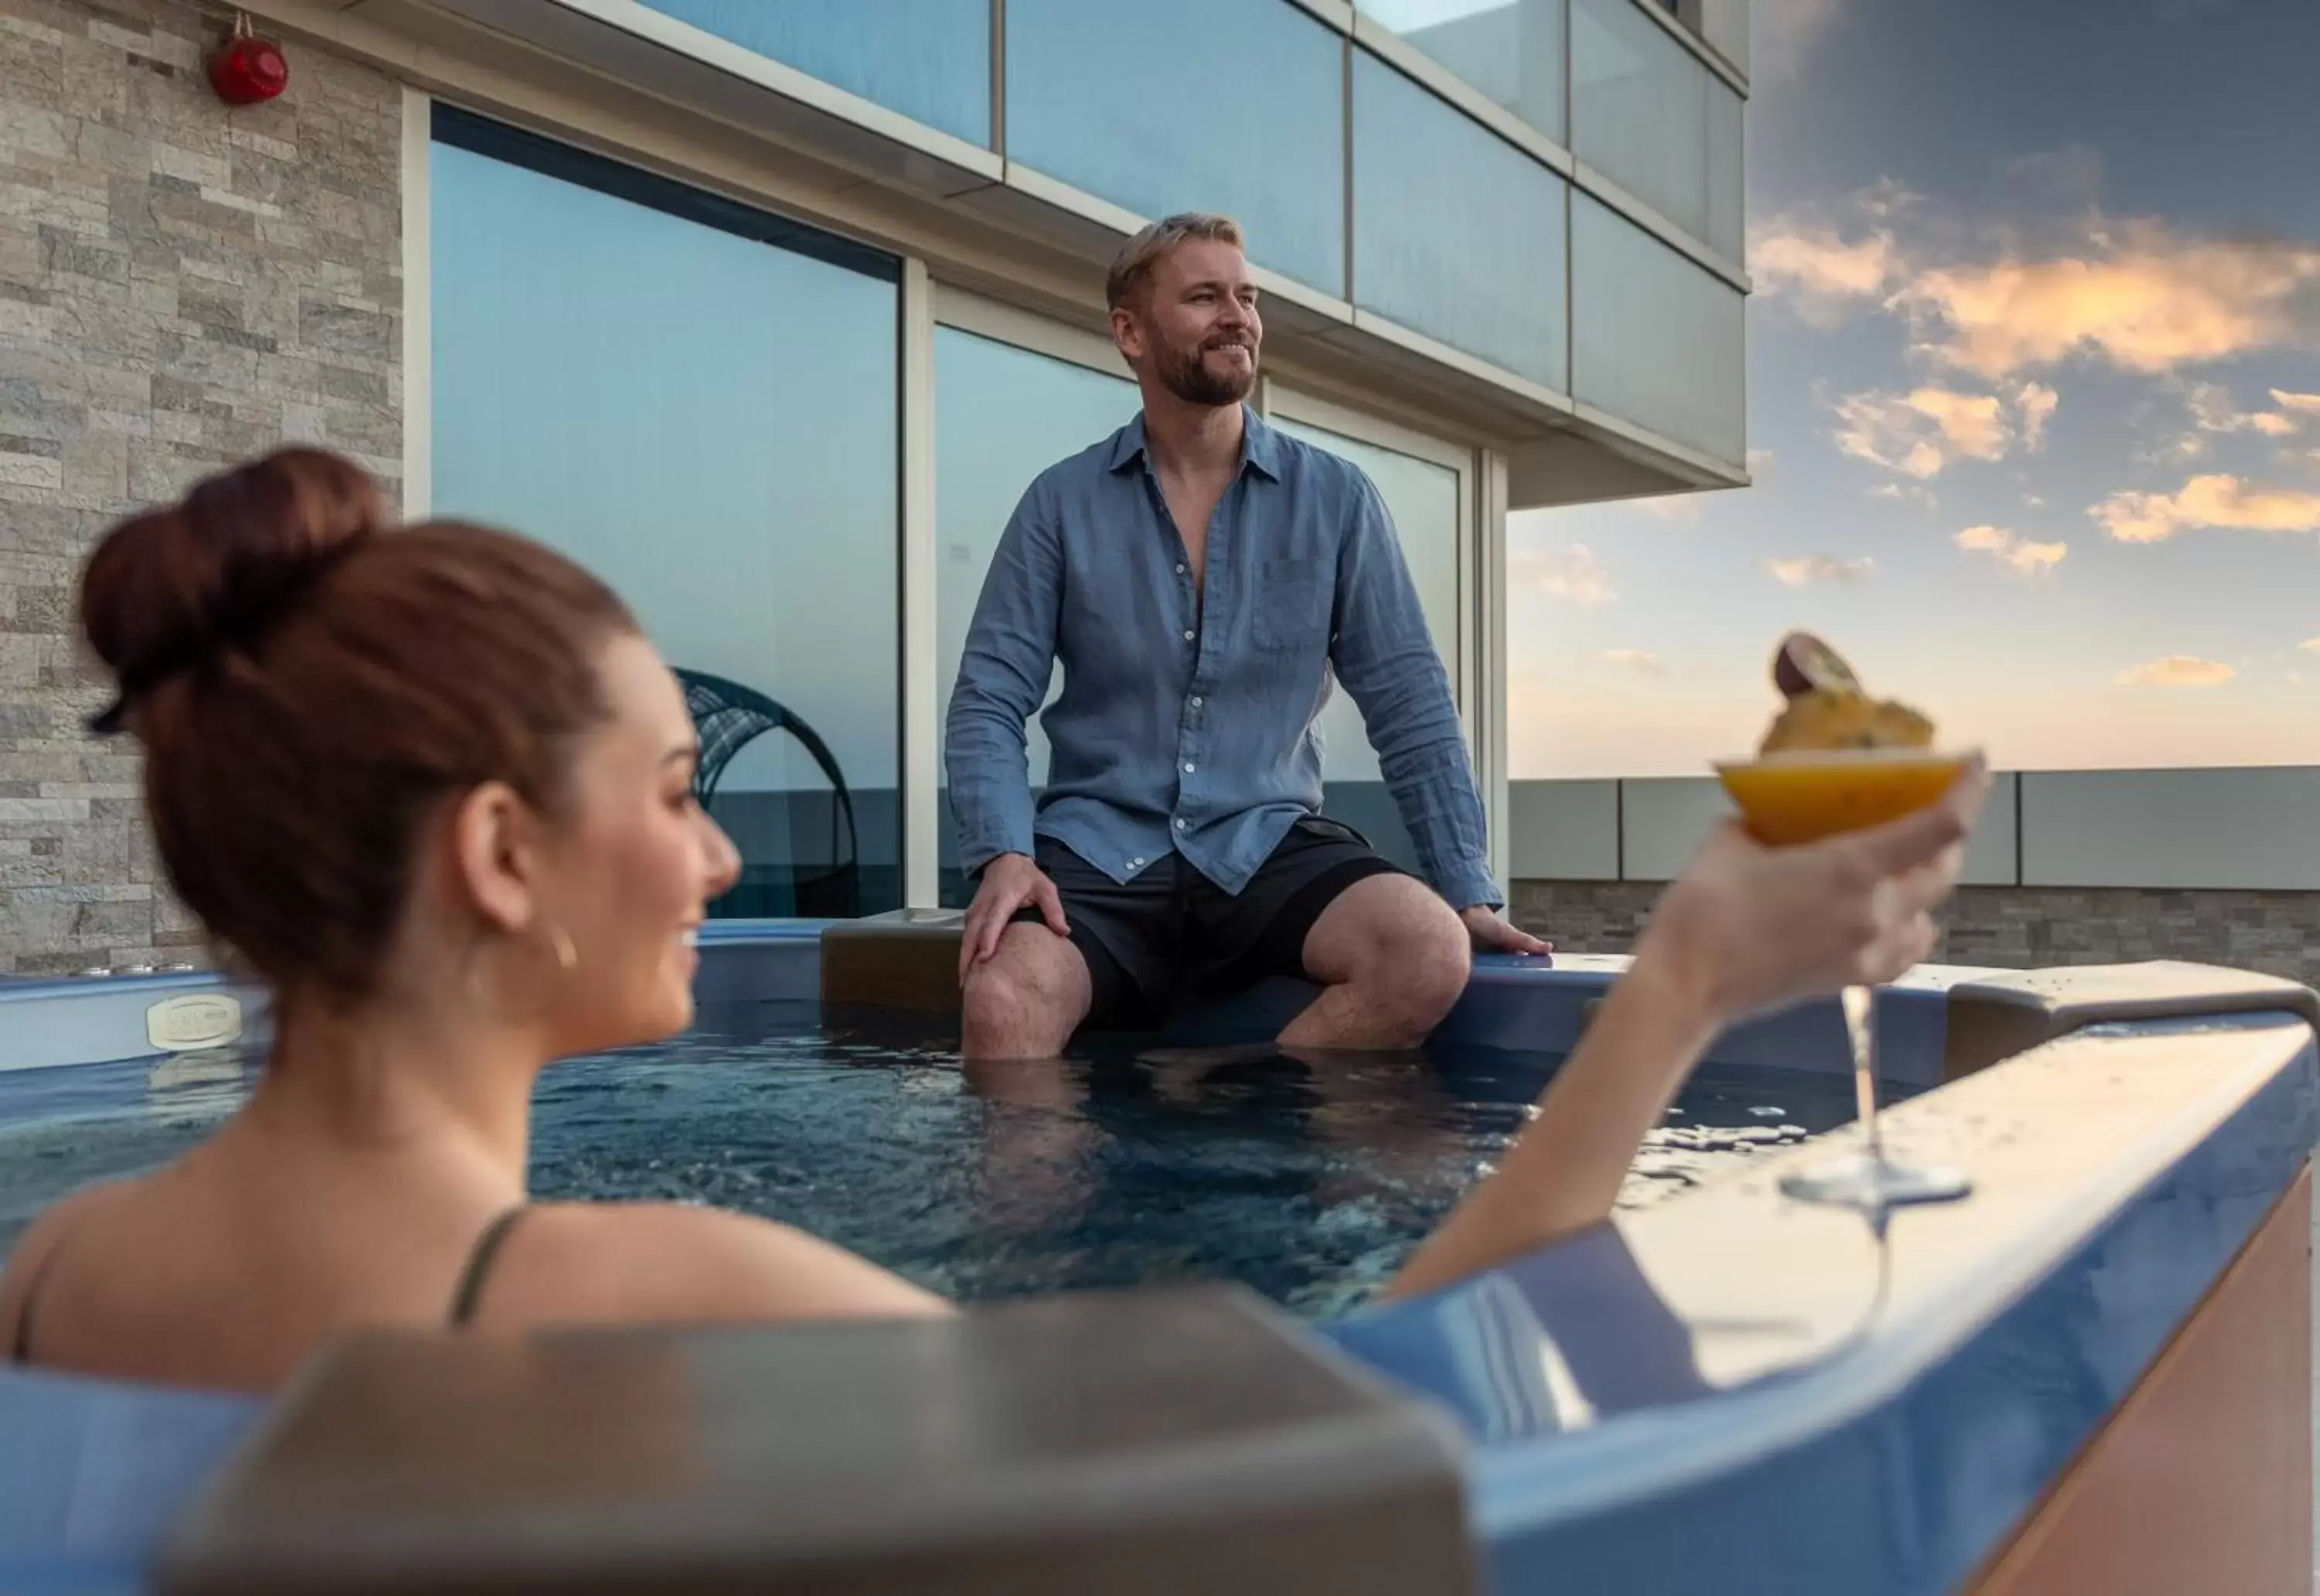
left=207, top=12, right=287, bottom=106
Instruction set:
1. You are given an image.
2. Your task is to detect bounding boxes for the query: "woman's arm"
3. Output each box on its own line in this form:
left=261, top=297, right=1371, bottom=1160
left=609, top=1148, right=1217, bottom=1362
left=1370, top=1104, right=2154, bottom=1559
left=1384, top=759, right=1989, bottom=1301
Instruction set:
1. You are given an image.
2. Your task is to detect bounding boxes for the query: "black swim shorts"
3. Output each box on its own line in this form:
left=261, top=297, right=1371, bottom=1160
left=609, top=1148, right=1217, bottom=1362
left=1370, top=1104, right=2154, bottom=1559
left=1006, top=816, right=1410, bottom=1030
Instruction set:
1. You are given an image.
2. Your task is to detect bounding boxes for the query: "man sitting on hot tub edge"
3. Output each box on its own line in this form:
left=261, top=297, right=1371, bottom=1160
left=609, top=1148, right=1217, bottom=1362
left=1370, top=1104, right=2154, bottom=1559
left=944, top=212, right=1549, bottom=1061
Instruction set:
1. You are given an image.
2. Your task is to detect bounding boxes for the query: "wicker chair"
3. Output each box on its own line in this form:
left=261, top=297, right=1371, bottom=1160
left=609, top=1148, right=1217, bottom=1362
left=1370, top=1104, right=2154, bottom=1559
left=674, top=668, right=859, bottom=919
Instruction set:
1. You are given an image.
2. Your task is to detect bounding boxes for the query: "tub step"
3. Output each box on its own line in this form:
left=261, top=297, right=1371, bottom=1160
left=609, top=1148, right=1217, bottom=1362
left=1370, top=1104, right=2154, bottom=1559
left=820, top=908, right=966, bottom=1014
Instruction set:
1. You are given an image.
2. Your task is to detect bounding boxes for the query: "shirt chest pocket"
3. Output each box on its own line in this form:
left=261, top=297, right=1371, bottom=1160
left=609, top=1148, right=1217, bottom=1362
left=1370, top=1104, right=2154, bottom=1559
left=1250, top=558, right=1334, bottom=653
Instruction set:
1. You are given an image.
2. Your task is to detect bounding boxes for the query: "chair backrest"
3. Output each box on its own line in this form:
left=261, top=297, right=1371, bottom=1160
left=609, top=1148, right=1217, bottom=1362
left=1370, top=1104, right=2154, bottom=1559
left=672, top=670, right=859, bottom=916
left=0, top=1364, right=261, bottom=1590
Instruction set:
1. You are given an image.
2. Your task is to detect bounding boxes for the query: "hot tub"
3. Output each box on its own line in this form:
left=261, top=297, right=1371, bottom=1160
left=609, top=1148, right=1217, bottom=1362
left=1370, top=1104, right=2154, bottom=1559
left=2, top=926, right=2312, bottom=1594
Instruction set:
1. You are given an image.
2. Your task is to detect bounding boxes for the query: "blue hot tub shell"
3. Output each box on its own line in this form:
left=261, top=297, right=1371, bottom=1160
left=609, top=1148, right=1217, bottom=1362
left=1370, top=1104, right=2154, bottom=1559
left=0, top=927, right=2312, bottom=1594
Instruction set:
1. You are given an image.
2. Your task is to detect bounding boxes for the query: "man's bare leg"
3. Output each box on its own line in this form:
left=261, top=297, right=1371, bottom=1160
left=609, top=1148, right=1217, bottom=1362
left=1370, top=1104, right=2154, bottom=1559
left=1278, top=874, right=1471, bottom=1051
left=960, top=921, right=1095, bottom=1060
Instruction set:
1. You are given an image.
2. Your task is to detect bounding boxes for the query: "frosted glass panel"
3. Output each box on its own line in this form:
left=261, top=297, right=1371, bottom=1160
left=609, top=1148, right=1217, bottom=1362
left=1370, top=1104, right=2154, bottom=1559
left=1571, top=191, right=1745, bottom=462
left=639, top=0, right=991, bottom=145
left=1707, top=79, right=1744, bottom=261
left=1571, top=0, right=1708, bottom=240
left=431, top=118, right=901, bottom=916
left=1700, top=0, right=1749, bottom=74
left=934, top=329, right=1142, bottom=905
left=1354, top=0, right=1567, bottom=146
left=1352, top=49, right=1568, bottom=391
left=1006, top=0, right=1346, bottom=298
left=1274, top=417, right=1462, bottom=875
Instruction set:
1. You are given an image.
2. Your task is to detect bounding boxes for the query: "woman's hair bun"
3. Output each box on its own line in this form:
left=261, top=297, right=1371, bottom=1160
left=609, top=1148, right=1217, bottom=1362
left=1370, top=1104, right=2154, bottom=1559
left=80, top=448, right=385, bottom=732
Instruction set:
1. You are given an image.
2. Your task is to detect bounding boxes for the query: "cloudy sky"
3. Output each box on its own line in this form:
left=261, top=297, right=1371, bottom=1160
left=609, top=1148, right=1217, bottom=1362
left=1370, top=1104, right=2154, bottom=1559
left=1507, top=0, right=2320, bottom=776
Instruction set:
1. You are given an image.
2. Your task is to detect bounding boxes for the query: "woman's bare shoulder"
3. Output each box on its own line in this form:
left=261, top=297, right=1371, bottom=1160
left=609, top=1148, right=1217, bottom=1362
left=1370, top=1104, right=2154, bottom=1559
left=488, top=1201, right=953, bottom=1328
left=0, top=1181, right=140, bottom=1339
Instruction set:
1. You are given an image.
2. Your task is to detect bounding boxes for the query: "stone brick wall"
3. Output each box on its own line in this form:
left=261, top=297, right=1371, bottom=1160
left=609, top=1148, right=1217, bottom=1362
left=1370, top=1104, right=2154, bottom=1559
left=1510, top=880, right=2320, bottom=989
left=0, top=0, right=401, bottom=973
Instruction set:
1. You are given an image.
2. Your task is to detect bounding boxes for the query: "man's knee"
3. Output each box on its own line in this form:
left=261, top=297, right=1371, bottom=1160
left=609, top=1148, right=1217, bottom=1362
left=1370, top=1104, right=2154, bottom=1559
left=1356, top=895, right=1471, bottom=1027
left=961, top=929, right=1087, bottom=1052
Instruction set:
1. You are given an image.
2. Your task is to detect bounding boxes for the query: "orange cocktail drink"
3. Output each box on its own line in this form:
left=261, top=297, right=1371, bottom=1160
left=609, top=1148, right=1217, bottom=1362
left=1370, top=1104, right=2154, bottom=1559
left=1713, top=633, right=1976, bottom=1210
left=1714, top=747, right=1975, bottom=846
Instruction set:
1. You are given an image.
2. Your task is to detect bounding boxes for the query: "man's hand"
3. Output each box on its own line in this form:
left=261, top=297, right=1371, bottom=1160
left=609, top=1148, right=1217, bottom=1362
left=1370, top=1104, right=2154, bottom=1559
left=1460, top=905, right=1551, bottom=957
left=960, top=852, right=1069, bottom=982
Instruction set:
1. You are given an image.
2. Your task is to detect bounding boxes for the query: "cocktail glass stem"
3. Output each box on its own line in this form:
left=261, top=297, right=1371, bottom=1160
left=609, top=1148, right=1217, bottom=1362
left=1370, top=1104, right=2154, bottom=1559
left=1776, top=983, right=1973, bottom=1212
left=1843, top=984, right=1882, bottom=1165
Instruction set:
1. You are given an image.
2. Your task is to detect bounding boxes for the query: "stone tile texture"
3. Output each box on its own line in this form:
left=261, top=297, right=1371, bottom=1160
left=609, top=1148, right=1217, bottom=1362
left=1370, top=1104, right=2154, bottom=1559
left=0, top=0, right=400, bottom=972
left=1510, top=880, right=2320, bottom=988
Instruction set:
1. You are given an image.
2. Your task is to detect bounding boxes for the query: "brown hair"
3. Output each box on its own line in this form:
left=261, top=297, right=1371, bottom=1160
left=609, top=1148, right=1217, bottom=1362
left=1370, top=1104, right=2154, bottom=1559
left=78, top=449, right=637, bottom=998
left=1105, top=212, right=1246, bottom=312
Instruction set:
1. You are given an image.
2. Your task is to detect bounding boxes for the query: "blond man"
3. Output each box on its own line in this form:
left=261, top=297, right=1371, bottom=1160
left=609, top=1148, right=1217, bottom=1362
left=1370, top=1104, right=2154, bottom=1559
left=946, top=214, right=1547, bottom=1059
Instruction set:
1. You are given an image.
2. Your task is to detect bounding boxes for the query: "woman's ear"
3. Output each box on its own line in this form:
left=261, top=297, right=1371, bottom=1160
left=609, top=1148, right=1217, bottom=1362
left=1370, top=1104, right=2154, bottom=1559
left=445, top=780, right=544, bottom=936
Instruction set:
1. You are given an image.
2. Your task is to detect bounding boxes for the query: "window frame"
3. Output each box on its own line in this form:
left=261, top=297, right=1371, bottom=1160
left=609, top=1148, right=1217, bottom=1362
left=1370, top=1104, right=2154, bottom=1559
left=421, top=98, right=913, bottom=914
left=1259, top=381, right=1485, bottom=799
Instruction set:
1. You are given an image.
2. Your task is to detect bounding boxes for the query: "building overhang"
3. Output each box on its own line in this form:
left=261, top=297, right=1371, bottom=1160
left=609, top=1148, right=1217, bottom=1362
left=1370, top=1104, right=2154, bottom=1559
left=251, top=0, right=1748, bottom=506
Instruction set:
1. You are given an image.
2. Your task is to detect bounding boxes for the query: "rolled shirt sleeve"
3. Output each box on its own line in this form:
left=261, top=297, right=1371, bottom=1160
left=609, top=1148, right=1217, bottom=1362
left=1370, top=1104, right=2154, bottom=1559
left=1328, top=475, right=1502, bottom=911
left=944, top=479, right=1062, bottom=877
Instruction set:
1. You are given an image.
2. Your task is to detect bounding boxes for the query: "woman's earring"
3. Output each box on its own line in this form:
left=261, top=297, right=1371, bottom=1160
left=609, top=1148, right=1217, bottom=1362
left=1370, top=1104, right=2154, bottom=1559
left=545, top=922, right=578, bottom=973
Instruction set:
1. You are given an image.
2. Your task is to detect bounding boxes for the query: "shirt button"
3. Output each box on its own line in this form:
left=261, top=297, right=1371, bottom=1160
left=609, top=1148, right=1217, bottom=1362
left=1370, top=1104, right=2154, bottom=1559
left=1128, top=857, right=1144, bottom=870
left=1183, top=762, right=1196, bottom=774
left=1175, top=563, right=1186, bottom=575
left=1173, top=817, right=1187, bottom=830
left=1190, top=695, right=1203, bottom=708
left=1182, top=629, right=1195, bottom=642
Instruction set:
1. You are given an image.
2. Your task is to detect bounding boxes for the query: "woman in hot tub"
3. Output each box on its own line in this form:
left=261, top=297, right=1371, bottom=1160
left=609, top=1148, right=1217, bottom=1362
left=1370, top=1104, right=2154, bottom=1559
left=1, top=449, right=1987, bottom=1390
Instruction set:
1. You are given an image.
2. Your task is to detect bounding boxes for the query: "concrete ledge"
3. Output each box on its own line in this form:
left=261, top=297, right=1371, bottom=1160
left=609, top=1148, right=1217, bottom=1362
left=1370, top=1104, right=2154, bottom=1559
left=159, top=1286, right=1474, bottom=1596
left=1943, top=960, right=2320, bottom=1082
left=1510, top=766, right=2320, bottom=894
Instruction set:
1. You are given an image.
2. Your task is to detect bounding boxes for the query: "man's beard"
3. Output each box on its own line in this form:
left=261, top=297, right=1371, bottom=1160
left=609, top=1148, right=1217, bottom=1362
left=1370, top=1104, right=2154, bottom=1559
left=1157, top=334, right=1258, bottom=407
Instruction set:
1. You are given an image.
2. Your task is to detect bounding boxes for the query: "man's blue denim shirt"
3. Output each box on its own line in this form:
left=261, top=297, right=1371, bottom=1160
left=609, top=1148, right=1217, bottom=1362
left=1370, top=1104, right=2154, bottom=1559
left=945, top=408, right=1499, bottom=910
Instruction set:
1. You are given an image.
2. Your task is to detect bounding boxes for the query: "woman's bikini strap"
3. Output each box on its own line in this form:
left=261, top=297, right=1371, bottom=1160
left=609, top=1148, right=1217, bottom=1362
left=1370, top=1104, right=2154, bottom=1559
left=7, top=1206, right=92, bottom=1366
left=447, top=1205, right=529, bottom=1328
left=10, top=1201, right=531, bottom=1362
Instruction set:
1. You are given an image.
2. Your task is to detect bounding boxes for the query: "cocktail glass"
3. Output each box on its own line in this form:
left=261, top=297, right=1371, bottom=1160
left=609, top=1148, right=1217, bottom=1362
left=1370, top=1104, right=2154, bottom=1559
left=1713, top=748, right=1979, bottom=1211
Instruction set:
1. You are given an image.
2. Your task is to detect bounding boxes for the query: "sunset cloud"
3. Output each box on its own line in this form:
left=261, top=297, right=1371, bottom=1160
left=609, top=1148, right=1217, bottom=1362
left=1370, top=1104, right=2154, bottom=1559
left=1870, top=482, right=1937, bottom=507
left=2140, top=382, right=2318, bottom=469
left=1833, top=386, right=2015, bottom=477
left=1595, top=649, right=1666, bottom=677
left=1513, top=544, right=1615, bottom=607
left=1752, top=222, right=1901, bottom=326
left=1754, top=179, right=2320, bottom=377
left=2186, top=381, right=2301, bottom=437
left=1896, top=220, right=2320, bottom=379
left=2299, top=637, right=2320, bottom=654
left=2015, top=381, right=2059, bottom=448
left=1913, top=387, right=2011, bottom=456
left=2093, top=474, right=2320, bottom=542
left=2116, top=656, right=2235, bottom=687
left=1957, top=524, right=2068, bottom=574
left=1765, top=554, right=1875, bottom=586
